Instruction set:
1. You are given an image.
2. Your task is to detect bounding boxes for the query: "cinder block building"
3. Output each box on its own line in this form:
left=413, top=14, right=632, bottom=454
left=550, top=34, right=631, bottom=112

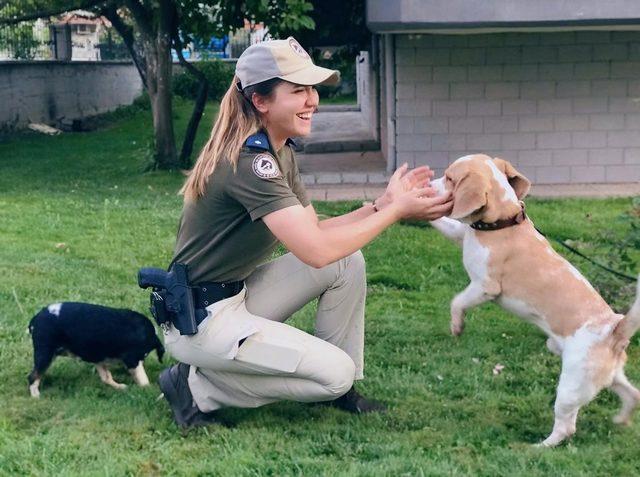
left=363, top=0, right=640, bottom=183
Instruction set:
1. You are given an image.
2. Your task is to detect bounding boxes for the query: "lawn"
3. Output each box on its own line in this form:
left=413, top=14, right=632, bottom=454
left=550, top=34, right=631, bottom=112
left=1, top=99, right=639, bottom=476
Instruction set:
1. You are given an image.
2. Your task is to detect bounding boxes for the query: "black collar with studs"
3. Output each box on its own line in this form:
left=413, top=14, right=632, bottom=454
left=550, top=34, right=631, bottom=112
left=470, top=202, right=527, bottom=231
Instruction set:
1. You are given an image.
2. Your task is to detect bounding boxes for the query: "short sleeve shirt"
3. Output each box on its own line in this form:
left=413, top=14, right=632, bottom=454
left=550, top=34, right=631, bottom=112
left=171, top=138, right=310, bottom=284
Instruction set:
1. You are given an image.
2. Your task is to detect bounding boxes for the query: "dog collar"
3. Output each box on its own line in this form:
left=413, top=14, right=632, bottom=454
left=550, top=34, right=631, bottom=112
left=470, top=202, right=526, bottom=231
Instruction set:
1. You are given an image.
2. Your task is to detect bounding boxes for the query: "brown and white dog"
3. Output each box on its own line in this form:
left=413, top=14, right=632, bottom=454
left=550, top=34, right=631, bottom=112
left=430, top=154, right=640, bottom=446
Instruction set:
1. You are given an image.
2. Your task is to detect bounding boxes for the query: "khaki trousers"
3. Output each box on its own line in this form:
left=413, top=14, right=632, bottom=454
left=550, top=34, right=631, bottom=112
left=164, top=251, right=366, bottom=412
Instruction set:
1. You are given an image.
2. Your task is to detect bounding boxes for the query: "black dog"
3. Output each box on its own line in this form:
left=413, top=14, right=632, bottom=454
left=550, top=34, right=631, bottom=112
left=28, top=302, right=164, bottom=397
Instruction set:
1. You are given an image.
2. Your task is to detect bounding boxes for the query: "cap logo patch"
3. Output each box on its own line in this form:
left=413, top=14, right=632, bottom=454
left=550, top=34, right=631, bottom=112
left=252, top=154, right=280, bottom=179
left=289, top=38, right=310, bottom=59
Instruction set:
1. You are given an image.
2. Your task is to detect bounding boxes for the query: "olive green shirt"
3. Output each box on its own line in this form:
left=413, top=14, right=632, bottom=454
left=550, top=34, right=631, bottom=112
left=171, top=141, right=310, bottom=284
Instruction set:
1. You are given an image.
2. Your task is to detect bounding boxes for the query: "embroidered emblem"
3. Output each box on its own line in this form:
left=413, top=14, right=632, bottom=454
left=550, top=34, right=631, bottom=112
left=289, top=38, right=310, bottom=59
left=252, top=154, right=280, bottom=179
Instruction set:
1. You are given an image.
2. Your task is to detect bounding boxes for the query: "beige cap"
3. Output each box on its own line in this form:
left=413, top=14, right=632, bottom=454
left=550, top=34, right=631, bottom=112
left=235, top=37, right=340, bottom=89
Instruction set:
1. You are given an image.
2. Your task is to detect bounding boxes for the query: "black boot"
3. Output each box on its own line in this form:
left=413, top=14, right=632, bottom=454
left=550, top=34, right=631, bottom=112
left=329, top=387, right=387, bottom=414
left=158, top=363, right=218, bottom=428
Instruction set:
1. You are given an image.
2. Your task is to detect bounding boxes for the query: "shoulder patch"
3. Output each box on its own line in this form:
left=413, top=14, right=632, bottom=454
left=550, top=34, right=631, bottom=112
left=252, top=154, right=281, bottom=179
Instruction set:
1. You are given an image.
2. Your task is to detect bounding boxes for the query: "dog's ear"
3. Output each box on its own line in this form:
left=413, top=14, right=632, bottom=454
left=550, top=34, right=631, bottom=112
left=450, top=170, right=488, bottom=220
left=493, top=158, right=531, bottom=199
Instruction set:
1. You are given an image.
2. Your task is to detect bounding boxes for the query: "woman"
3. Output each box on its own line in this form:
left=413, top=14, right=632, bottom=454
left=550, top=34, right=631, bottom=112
left=158, top=37, right=453, bottom=428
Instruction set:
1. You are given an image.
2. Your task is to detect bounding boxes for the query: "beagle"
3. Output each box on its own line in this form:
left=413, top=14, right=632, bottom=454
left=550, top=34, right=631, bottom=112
left=430, top=154, right=640, bottom=446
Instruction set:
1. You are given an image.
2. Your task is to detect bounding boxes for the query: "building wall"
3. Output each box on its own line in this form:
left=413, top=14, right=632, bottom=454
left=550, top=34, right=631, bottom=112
left=378, top=37, right=389, bottom=167
left=0, top=61, right=142, bottom=130
left=356, top=50, right=379, bottom=142
left=368, top=0, right=640, bottom=31
left=394, top=31, right=640, bottom=183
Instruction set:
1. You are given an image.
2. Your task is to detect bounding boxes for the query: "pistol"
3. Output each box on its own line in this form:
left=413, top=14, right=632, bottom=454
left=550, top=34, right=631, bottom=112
left=138, top=263, right=198, bottom=335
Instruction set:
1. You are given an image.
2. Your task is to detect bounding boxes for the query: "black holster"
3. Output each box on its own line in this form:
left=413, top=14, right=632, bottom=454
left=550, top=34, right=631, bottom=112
left=149, top=290, right=171, bottom=327
left=138, top=263, right=199, bottom=336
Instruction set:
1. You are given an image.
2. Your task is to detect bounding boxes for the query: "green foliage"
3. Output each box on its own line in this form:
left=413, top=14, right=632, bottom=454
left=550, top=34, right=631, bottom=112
left=172, top=60, right=234, bottom=101
left=294, top=0, right=370, bottom=51
left=0, top=21, right=41, bottom=59
left=314, top=47, right=358, bottom=97
left=590, top=197, right=640, bottom=311
left=1, top=0, right=317, bottom=54
left=178, top=0, right=315, bottom=42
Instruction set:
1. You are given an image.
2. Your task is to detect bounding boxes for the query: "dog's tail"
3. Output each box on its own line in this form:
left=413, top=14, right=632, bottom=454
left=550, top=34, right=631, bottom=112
left=613, top=275, right=640, bottom=353
left=154, top=335, right=165, bottom=362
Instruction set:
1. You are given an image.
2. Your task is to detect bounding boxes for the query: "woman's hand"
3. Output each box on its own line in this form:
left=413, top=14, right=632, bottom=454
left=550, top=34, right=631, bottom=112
left=390, top=187, right=453, bottom=221
left=375, top=163, right=434, bottom=210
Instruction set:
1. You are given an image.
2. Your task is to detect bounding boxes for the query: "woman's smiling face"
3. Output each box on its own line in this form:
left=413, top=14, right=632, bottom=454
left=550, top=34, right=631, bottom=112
left=253, top=81, right=319, bottom=145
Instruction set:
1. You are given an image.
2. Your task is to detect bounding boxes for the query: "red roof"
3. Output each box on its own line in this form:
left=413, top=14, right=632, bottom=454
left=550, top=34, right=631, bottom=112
left=55, top=12, right=110, bottom=27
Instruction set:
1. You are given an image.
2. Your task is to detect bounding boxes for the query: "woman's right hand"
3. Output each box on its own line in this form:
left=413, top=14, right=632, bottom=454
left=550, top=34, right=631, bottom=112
left=390, top=187, right=453, bottom=221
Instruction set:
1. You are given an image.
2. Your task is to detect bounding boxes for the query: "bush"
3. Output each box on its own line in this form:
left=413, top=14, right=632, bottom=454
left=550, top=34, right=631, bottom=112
left=172, top=60, right=234, bottom=101
left=590, top=197, right=640, bottom=312
left=312, top=47, right=357, bottom=98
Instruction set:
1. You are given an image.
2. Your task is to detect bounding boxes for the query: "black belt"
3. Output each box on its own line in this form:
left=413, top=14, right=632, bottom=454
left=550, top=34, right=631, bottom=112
left=192, top=280, right=244, bottom=326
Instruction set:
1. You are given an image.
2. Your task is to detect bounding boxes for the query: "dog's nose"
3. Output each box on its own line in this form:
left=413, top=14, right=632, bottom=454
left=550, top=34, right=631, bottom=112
left=430, top=177, right=446, bottom=196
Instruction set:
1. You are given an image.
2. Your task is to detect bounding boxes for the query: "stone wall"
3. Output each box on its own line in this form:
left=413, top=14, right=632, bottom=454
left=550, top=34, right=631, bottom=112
left=394, top=31, right=640, bottom=183
left=0, top=61, right=142, bottom=130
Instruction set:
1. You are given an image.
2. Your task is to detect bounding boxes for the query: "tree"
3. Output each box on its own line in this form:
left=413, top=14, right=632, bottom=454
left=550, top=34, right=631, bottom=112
left=1, top=0, right=315, bottom=170
left=0, top=21, right=41, bottom=59
left=294, top=0, right=368, bottom=53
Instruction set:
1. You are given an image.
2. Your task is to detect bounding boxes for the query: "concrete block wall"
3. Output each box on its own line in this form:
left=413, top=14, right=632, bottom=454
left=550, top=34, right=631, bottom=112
left=356, top=51, right=379, bottom=142
left=0, top=61, right=142, bottom=130
left=395, top=31, right=640, bottom=183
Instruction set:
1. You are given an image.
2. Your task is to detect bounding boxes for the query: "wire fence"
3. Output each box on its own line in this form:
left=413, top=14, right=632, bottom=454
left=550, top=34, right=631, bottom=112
left=0, top=2, right=264, bottom=62
left=0, top=3, right=52, bottom=60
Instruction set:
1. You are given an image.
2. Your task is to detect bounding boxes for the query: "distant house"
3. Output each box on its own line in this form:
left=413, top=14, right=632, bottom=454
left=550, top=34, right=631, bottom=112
left=53, top=11, right=109, bottom=61
left=362, top=0, right=640, bottom=183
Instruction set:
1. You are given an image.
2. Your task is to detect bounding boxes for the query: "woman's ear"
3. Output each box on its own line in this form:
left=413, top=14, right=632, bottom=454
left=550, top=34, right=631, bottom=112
left=251, top=93, right=269, bottom=114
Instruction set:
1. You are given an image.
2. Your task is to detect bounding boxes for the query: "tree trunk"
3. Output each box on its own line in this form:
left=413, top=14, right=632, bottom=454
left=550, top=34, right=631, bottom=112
left=101, top=6, right=148, bottom=89
left=179, top=78, right=208, bottom=168
left=146, top=4, right=178, bottom=170
left=173, top=30, right=208, bottom=168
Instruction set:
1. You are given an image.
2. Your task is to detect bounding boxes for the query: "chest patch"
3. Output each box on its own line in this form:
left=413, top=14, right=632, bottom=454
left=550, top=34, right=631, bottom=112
left=252, top=154, right=281, bottom=179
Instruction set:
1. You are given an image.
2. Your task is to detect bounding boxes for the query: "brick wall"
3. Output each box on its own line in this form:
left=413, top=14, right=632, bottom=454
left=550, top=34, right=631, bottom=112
left=394, top=31, right=640, bottom=183
left=0, top=61, right=142, bottom=130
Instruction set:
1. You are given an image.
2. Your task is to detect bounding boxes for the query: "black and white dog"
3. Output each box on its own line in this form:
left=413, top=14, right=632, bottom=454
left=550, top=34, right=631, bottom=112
left=28, top=302, right=164, bottom=397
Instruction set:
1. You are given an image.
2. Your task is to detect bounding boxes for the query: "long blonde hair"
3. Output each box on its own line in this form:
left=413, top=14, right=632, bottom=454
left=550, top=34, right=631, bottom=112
left=180, top=75, right=281, bottom=201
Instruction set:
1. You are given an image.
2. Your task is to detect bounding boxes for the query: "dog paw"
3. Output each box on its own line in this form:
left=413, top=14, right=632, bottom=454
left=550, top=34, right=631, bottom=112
left=535, top=438, right=558, bottom=448
left=450, top=322, right=464, bottom=336
left=29, top=384, right=41, bottom=398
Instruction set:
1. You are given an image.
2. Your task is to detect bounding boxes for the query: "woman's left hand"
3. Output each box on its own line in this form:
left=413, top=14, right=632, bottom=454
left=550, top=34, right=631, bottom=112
left=374, top=163, right=434, bottom=210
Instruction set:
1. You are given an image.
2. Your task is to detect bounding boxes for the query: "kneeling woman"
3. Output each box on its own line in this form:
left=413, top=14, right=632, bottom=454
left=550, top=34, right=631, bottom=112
left=159, top=37, right=452, bottom=427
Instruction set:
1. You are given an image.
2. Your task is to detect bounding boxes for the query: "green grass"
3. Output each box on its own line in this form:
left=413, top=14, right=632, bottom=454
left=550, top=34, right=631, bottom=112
left=1, top=100, right=640, bottom=476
